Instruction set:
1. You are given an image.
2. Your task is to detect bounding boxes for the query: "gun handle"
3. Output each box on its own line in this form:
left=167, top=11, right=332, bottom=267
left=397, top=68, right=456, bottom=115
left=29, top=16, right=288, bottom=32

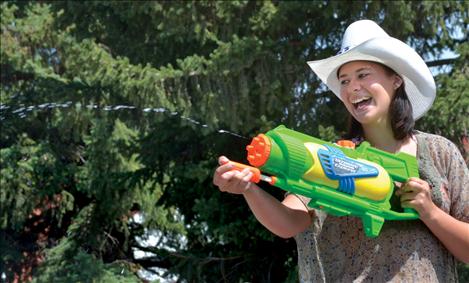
left=404, top=207, right=419, bottom=216
left=228, top=161, right=262, bottom=183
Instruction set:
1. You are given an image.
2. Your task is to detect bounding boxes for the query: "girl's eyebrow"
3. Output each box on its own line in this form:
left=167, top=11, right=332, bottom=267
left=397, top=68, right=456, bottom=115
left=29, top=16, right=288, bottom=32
left=338, top=67, right=372, bottom=79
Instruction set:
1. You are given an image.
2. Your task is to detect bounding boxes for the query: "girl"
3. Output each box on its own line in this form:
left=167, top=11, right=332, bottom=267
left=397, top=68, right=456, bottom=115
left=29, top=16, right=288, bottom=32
left=213, top=20, right=469, bottom=282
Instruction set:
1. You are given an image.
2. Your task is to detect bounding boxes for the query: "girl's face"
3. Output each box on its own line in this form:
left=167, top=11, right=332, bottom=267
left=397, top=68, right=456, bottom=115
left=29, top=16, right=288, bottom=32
left=338, top=61, right=402, bottom=126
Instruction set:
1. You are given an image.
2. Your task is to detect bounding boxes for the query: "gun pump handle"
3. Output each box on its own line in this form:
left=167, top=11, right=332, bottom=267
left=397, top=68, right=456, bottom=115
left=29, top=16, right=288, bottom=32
left=228, top=161, right=262, bottom=183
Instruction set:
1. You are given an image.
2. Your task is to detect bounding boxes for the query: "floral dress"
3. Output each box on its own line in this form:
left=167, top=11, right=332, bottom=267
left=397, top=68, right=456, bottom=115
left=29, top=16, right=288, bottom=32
left=293, top=131, right=469, bottom=282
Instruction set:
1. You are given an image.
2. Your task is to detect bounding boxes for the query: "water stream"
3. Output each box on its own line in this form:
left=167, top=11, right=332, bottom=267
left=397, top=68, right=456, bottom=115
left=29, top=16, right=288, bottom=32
left=0, top=101, right=249, bottom=140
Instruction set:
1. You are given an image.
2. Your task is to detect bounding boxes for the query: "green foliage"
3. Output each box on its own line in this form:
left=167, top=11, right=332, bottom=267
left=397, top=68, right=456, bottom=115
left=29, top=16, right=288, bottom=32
left=0, top=134, right=74, bottom=231
left=32, top=238, right=140, bottom=283
left=458, top=263, right=469, bottom=283
left=417, top=42, right=469, bottom=144
left=1, top=1, right=468, bottom=282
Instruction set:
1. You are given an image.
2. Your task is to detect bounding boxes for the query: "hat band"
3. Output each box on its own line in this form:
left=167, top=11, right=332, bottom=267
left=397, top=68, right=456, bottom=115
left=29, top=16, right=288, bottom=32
left=337, top=46, right=352, bottom=55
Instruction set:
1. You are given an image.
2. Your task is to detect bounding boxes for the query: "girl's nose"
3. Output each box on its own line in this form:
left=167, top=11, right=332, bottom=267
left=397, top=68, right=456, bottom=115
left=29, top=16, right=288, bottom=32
left=350, top=80, right=362, bottom=92
left=349, top=79, right=361, bottom=93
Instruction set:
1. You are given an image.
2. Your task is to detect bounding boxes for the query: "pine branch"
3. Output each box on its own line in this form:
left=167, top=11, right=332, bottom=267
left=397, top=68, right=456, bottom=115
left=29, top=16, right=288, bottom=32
left=132, top=244, right=246, bottom=270
left=133, top=255, right=172, bottom=270
left=0, top=65, right=35, bottom=84
left=426, top=57, right=459, bottom=67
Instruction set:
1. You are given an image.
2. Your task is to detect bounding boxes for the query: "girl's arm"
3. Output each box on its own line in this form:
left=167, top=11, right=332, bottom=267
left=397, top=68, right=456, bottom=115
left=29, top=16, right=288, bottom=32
left=397, top=177, right=469, bottom=263
left=213, top=156, right=312, bottom=238
left=243, top=189, right=312, bottom=239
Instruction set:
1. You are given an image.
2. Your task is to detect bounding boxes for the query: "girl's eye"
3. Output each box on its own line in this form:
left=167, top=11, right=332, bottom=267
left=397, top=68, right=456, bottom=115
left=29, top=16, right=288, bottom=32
left=340, top=80, right=349, bottom=86
left=358, top=73, right=369, bottom=79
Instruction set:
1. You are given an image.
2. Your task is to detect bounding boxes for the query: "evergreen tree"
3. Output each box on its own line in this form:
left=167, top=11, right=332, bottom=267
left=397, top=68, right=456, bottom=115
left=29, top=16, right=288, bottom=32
left=1, top=1, right=467, bottom=281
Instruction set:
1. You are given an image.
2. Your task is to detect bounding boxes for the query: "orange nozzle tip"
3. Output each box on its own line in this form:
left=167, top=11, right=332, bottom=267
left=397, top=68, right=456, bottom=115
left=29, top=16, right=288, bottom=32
left=337, top=140, right=356, bottom=149
left=246, top=134, right=271, bottom=167
left=269, top=176, right=277, bottom=185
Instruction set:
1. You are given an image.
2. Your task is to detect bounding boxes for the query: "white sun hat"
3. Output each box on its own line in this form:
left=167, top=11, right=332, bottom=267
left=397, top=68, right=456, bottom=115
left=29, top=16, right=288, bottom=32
left=307, top=19, right=436, bottom=120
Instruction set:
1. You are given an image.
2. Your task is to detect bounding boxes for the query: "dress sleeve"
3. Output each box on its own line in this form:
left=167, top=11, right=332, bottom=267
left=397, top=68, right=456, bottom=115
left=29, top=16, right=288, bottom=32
left=286, top=192, right=312, bottom=210
left=445, top=140, right=469, bottom=222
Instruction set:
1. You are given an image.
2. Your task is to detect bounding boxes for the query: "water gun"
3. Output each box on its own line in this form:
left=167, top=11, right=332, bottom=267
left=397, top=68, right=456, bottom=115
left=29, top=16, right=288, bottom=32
left=229, top=125, right=419, bottom=237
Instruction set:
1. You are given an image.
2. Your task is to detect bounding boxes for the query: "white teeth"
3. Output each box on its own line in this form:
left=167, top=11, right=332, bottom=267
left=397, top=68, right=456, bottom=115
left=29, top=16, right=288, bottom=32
left=351, top=97, right=371, bottom=104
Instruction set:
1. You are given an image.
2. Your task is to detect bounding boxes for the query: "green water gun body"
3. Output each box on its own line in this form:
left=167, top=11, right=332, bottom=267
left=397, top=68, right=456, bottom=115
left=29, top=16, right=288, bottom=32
left=230, top=125, right=419, bottom=237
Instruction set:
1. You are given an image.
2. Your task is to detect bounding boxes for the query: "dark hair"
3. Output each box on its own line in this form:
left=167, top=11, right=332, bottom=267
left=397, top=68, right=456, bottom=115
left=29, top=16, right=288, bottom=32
left=344, top=64, right=415, bottom=141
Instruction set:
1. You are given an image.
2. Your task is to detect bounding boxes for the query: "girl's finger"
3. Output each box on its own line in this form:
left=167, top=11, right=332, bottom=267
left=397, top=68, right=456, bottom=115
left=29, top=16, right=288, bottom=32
left=242, top=171, right=254, bottom=182
left=399, top=191, right=418, bottom=202
left=407, top=177, right=425, bottom=185
left=400, top=200, right=413, bottom=208
left=221, top=170, right=236, bottom=180
left=218, top=156, right=229, bottom=165
left=215, top=162, right=234, bottom=175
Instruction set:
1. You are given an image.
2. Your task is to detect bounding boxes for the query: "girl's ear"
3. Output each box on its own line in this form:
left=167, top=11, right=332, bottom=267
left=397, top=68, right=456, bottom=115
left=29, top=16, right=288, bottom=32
left=393, top=75, right=403, bottom=89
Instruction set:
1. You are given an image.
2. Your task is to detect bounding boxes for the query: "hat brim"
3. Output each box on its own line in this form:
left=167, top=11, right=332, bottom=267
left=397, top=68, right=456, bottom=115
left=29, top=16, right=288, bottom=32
left=307, top=37, right=436, bottom=120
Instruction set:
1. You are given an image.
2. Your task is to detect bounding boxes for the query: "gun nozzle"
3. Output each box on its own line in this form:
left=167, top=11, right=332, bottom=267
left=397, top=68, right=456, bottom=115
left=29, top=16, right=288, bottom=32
left=337, top=140, right=356, bottom=149
left=246, top=134, right=271, bottom=167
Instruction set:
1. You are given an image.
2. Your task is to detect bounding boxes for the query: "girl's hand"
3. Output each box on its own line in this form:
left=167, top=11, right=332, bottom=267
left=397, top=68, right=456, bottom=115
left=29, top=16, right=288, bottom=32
left=395, top=177, right=437, bottom=220
left=213, top=156, right=254, bottom=195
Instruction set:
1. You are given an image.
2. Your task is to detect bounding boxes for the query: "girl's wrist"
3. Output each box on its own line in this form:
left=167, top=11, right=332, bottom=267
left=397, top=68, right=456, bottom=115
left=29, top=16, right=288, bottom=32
left=419, top=202, right=440, bottom=223
left=242, top=183, right=258, bottom=196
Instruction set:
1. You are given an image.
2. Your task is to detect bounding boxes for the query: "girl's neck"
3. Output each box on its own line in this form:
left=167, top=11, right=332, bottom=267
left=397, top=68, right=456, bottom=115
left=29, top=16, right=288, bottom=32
left=363, top=124, right=401, bottom=153
left=362, top=125, right=417, bottom=156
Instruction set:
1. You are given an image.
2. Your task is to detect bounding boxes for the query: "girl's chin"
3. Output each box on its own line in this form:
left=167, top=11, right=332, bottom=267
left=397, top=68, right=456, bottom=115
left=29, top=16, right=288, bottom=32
left=352, top=112, right=379, bottom=125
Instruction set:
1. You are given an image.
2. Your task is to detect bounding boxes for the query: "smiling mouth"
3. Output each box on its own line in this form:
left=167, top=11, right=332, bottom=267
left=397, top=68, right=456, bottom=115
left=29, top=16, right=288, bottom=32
left=352, top=97, right=372, bottom=110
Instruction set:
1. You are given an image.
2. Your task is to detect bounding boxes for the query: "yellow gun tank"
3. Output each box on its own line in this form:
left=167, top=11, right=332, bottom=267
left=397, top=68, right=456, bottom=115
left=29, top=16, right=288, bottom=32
left=302, top=142, right=392, bottom=202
